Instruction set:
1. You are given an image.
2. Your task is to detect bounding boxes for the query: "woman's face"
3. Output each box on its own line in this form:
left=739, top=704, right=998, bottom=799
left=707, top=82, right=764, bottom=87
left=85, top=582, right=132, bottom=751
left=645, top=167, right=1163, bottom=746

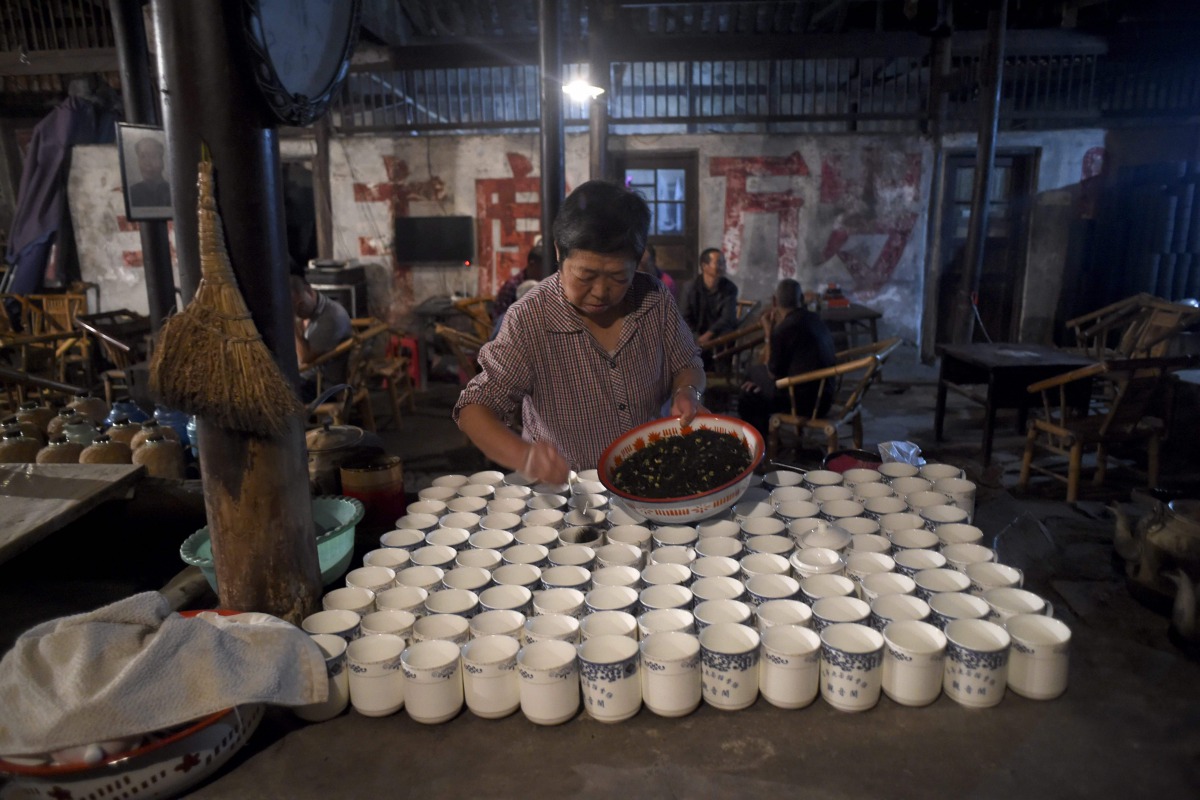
left=560, top=249, right=636, bottom=319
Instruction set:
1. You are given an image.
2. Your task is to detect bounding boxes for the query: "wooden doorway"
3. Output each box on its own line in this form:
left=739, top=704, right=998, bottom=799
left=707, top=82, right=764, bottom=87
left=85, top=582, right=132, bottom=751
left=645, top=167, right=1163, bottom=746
left=611, top=152, right=698, bottom=288
left=935, top=150, right=1038, bottom=343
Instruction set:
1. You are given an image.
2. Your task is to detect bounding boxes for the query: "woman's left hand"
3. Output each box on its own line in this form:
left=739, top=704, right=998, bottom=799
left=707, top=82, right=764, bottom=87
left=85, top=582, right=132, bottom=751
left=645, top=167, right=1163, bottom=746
left=670, top=386, right=707, bottom=427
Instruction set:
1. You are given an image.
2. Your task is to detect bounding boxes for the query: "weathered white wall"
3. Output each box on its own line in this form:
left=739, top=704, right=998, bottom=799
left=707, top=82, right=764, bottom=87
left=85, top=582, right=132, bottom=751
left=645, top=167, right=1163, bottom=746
left=67, top=144, right=178, bottom=315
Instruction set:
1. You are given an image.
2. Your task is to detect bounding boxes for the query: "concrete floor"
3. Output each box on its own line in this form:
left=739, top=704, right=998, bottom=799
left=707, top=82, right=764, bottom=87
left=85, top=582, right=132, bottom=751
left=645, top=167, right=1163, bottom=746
left=3, top=343, right=1199, bottom=798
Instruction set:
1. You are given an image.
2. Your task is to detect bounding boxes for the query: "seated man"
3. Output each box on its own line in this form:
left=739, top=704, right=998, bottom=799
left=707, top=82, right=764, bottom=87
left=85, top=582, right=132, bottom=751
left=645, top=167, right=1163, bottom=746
left=680, top=248, right=739, bottom=366
left=291, top=273, right=353, bottom=400
left=737, top=278, right=836, bottom=444
left=493, top=239, right=544, bottom=319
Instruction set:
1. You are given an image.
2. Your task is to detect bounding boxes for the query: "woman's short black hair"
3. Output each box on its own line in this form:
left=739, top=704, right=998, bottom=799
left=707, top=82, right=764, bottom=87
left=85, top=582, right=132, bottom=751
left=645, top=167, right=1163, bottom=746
left=552, top=180, right=650, bottom=263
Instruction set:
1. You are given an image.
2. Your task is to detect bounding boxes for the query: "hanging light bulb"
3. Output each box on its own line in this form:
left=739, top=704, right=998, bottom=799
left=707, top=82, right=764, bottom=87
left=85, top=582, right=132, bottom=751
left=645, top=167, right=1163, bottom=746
left=562, top=79, right=605, bottom=102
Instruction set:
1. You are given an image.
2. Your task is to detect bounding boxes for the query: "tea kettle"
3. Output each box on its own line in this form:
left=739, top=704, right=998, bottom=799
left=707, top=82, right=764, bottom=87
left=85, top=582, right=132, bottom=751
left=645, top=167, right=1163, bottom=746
left=304, top=384, right=385, bottom=494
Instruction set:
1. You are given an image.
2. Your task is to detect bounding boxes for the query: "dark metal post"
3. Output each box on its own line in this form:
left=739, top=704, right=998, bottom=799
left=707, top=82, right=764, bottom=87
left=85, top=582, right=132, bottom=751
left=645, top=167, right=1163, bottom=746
left=314, top=115, right=334, bottom=260
left=587, top=1, right=610, bottom=181
left=539, top=0, right=564, bottom=255
left=149, top=0, right=320, bottom=623
left=952, top=0, right=1007, bottom=344
left=109, top=0, right=175, bottom=329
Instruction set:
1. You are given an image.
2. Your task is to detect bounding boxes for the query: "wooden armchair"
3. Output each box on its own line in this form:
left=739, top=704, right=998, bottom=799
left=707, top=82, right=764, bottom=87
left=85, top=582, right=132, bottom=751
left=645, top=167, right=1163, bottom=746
left=307, top=321, right=392, bottom=431
left=1018, top=354, right=1198, bottom=502
left=434, top=323, right=485, bottom=382
left=28, top=293, right=89, bottom=383
left=453, top=296, right=495, bottom=343
left=350, top=317, right=416, bottom=428
left=1067, top=294, right=1200, bottom=360
left=768, top=337, right=901, bottom=459
left=75, top=310, right=152, bottom=404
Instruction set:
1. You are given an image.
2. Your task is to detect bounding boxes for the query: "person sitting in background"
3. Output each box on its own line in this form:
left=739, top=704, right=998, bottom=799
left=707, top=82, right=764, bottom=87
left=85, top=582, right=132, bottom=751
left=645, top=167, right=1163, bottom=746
left=637, top=243, right=676, bottom=298
left=291, top=273, right=353, bottom=400
left=680, top=248, right=739, bottom=366
left=490, top=279, right=539, bottom=340
left=493, top=239, right=545, bottom=319
left=737, top=278, right=836, bottom=444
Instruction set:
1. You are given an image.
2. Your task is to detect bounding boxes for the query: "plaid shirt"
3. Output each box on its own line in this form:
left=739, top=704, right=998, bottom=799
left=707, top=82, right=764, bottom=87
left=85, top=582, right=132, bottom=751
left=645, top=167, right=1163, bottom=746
left=453, top=271, right=702, bottom=470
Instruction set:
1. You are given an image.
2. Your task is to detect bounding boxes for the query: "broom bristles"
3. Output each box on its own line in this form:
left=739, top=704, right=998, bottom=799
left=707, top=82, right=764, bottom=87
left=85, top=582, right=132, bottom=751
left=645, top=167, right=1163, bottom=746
left=148, top=151, right=303, bottom=437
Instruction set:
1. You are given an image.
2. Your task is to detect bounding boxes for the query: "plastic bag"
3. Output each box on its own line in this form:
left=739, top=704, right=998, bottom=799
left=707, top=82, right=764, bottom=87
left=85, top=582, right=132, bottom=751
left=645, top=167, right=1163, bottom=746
left=878, top=440, right=926, bottom=466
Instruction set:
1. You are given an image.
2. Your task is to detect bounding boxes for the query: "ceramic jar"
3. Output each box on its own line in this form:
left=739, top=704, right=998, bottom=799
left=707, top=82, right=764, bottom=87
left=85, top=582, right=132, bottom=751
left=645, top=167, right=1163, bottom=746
left=130, top=419, right=181, bottom=450
left=2, top=416, right=45, bottom=445
left=0, top=427, right=42, bottom=463
left=67, top=393, right=108, bottom=425
left=35, top=435, right=85, bottom=464
left=79, top=435, right=133, bottom=465
left=132, top=435, right=186, bottom=479
left=46, top=408, right=81, bottom=438
left=15, top=401, right=56, bottom=433
left=104, top=417, right=140, bottom=447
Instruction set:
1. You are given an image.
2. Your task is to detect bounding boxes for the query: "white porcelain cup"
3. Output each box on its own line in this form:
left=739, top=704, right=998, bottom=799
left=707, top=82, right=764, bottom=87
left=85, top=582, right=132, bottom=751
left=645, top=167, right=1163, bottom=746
left=835, top=516, right=882, bottom=537
left=763, top=469, right=805, bottom=489
left=607, top=525, right=653, bottom=553
left=558, top=525, right=603, bottom=550
left=882, top=619, right=947, bottom=707
left=548, top=544, right=596, bottom=570
left=468, top=529, right=514, bottom=552
left=966, top=562, right=1024, bottom=595
left=578, top=635, right=642, bottom=723
left=426, top=527, right=470, bottom=552
left=913, top=567, right=971, bottom=601
left=819, top=622, right=885, bottom=712
left=469, top=469, right=506, bottom=486
left=734, top=499, right=777, bottom=521
left=446, top=496, right=488, bottom=515
left=850, top=534, right=893, bottom=555
left=522, top=613, right=581, bottom=646
left=788, top=547, right=844, bottom=580
left=852, top=482, right=894, bottom=502
left=890, top=476, right=932, bottom=497
left=797, top=526, right=851, bottom=555
left=347, top=633, right=406, bottom=717
left=745, top=535, right=795, bottom=559
left=649, top=545, right=696, bottom=567
left=888, top=527, right=940, bottom=552
left=491, top=563, right=542, bottom=592
left=653, top=525, right=700, bottom=549
left=502, top=543, right=550, bottom=568
left=469, top=609, right=526, bottom=640
left=584, top=585, right=639, bottom=616
left=920, top=504, right=970, bottom=531
left=941, top=543, right=997, bottom=573
left=379, top=528, right=426, bottom=551
left=363, top=548, right=412, bottom=571
left=693, top=599, right=753, bottom=631
left=395, top=512, right=440, bottom=532
left=699, top=622, right=761, bottom=711
left=906, top=491, right=950, bottom=513
left=480, top=512, right=522, bottom=534
left=302, top=609, right=361, bottom=643
left=743, top=553, right=795, bottom=582
left=594, top=543, right=642, bottom=570
left=424, top=588, right=480, bottom=618
left=879, top=512, right=928, bottom=539
left=375, top=585, right=428, bottom=617
left=461, top=634, right=520, bottom=719
left=419, top=485, right=459, bottom=503
left=844, top=552, right=896, bottom=589
left=411, top=613, right=470, bottom=645
left=522, top=508, right=565, bottom=531
left=843, top=467, right=883, bottom=486
left=860, top=572, right=917, bottom=604
left=775, top=500, right=821, bottom=523
left=799, top=573, right=857, bottom=606
left=697, top=518, right=743, bottom=538
left=412, top=543, right=460, bottom=570
left=541, top=565, right=592, bottom=592
left=534, top=587, right=587, bottom=619
left=755, top=599, right=813, bottom=631
left=393, top=565, right=445, bottom=594
left=563, top=509, right=605, bottom=529
left=810, top=596, right=871, bottom=633
left=401, top=638, right=463, bottom=724
left=442, top=566, right=492, bottom=594
left=323, top=586, right=376, bottom=616
left=920, top=463, right=963, bottom=482
left=769, top=486, right=813, bottom=507
left=933, top=477, right=977, bottom=522
left=502, top=471, right=534, bottom=488
left=639, top=631, right=702, bottom=717
left=893, top=548, right=947, bottom=578
left=569, top=493, right=608, bottom=512
left=639, top=583, right=694, bottom=614
left=943, top=618, right=1010, bottom=708
left=518, top=639, right=580, bottom=725
left=869, top=592, right=931, bottom=632
left=690, top=556, right=741, bottom=582
left=759, top=624, right=822, bottom=709
left=641, top=562, right=692, bottom=587
left=478, top=584, right=533, bottom=616
left=580, top=610, right=638, bottom=641
left=1006, top=614, right=1071, bottom=700
left=690, top=576, right=746, bottom=605
left=813, top=485, right=855, bottom=503
left=490, top=490, right=530, bottom=508
left=745, top=573, right=802, bottom=607
left=431, top=473, right=469, bottom=489
left=695, top=536, right=744, bottom=560
left=637, top=608, right=696, bottom=639
left=936, top=523, right=985, bottom=547
left=928, top=591, right=992, bottom=631
left=877, top=462, right=920, bottom=481
left=456, top=482, right=495, bottom=499
left=982, top=587, right=1053, bottom=623
left=820, top=499, right=865, bottom=523
left=803, top=469, right=843, bottom=489
left=515, top=524, right=561, bottom=548
left=741, top=516, right=788, bottom=538
left=863, top=496, right=909, bottom=520
left=360, top=609, right=416, bottom=640
left=528, top=492, right=567, bottom=510
left=590, top=565, right=642, bottom=591
left=295, top=633, right=350, bottom=722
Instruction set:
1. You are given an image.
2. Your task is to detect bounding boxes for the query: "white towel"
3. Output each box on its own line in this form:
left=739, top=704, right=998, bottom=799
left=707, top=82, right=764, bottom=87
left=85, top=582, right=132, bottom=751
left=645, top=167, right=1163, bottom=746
left=0, top=592, right=326, bottom=756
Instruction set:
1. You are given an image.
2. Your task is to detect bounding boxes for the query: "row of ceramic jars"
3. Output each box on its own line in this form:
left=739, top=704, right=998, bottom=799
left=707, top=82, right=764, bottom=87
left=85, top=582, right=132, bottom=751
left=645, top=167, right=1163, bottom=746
left=0, top=417, right=185, bottom=478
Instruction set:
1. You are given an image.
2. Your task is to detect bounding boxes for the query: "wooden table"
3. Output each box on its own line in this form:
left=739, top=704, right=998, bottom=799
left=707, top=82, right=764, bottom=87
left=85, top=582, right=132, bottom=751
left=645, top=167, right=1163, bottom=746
left=820, top=303, right=882, bottom=349
left=935, top=343, right=1095, bottom=466
left=0, top=463, right=145, bottom=565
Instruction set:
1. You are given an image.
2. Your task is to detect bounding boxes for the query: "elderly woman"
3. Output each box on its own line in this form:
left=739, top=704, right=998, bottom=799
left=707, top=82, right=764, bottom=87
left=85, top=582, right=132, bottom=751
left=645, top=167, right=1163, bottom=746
left=454, top=180, right=705, bottom=484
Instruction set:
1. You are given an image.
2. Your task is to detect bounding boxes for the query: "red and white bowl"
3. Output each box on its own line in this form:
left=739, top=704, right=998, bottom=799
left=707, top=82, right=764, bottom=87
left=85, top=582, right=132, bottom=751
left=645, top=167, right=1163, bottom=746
left=599, top=414, right=764, bottom=524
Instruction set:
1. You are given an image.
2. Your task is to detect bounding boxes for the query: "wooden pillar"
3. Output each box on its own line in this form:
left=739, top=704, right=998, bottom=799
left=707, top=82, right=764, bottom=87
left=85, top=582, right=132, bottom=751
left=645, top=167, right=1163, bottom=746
left=587, top=2, right=611, bottom=181
left=539, top=0, right=564, bottom=255
left=109, top=0, right=176, bottom=329
left=314, top=115, right=334, bottom=261
left=149, top=0, right=320, bottom=623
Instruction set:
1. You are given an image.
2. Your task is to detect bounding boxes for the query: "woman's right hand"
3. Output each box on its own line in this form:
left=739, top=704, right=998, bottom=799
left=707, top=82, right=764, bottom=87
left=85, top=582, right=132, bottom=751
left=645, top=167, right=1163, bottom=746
left=522, top=440, right=570, bottom=485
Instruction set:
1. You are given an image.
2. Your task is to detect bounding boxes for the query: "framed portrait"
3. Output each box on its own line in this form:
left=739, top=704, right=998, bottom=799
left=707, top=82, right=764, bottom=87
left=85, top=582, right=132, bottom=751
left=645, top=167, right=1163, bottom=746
left=117, top=123, right=173, bottom=221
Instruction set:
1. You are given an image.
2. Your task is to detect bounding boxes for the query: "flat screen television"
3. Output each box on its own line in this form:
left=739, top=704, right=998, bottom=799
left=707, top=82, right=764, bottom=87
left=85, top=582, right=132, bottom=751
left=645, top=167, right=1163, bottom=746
left=393, top=215, right=475, bottom=266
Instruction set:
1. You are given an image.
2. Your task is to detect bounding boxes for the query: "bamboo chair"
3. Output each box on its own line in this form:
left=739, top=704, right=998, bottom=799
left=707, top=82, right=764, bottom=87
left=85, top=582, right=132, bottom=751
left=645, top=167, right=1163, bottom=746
left=767, top=337, right=901, bottom=459
left=75, top=310, right=152, bottom=404
left=1018, top=354, right=1198, bottom=502
left=453, top=296, right=495, bottom=343
left=434, top=323, right=485, bottom=382
left=736, top=299, right=760, bottom=322
left=1067, top=293, right=1200, bottom=360
left=350, top=317, right=416, bottom=429
left=307, top=321, right=391, bottom=431
left=29, top=293, right=89, bottom=383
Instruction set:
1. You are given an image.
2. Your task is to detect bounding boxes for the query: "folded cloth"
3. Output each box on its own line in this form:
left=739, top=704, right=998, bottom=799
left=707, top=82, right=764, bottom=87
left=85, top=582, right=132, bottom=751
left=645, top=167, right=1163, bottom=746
left=0, top=592, right=326, bottom=757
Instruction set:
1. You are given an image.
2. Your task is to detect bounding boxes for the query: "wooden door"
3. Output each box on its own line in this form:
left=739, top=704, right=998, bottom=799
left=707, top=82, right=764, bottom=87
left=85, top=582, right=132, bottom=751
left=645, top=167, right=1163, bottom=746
left=610, top=152, right=698, bottom=287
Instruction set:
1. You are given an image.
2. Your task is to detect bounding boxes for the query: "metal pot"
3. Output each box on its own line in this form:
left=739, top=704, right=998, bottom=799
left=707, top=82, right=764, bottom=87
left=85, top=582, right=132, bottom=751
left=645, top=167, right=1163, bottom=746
left=304, top=385, right=385, bottom=494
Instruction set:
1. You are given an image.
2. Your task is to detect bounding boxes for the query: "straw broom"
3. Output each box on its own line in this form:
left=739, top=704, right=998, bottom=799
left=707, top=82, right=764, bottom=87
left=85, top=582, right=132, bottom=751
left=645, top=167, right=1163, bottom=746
left=149, top=147, right=302, bottom=437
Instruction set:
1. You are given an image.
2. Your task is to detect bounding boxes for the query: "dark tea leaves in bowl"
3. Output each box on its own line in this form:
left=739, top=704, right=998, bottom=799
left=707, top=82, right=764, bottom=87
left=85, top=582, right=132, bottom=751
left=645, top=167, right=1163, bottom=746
left=612, top=428, right=751, bottom=499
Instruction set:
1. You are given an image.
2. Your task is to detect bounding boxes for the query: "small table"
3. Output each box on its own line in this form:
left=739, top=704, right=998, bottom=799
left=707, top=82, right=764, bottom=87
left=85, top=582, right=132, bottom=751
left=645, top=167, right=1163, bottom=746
left=0, top=463, right=145, bottom=565
left=935, top=343, right=1095, bottom=466
left=820, top=304, right=882, bottom=349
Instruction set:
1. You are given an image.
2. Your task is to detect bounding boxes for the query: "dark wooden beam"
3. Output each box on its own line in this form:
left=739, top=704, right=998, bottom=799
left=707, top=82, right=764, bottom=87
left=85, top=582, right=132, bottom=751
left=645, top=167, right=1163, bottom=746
left=0, top=47, right=118, bottom=76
